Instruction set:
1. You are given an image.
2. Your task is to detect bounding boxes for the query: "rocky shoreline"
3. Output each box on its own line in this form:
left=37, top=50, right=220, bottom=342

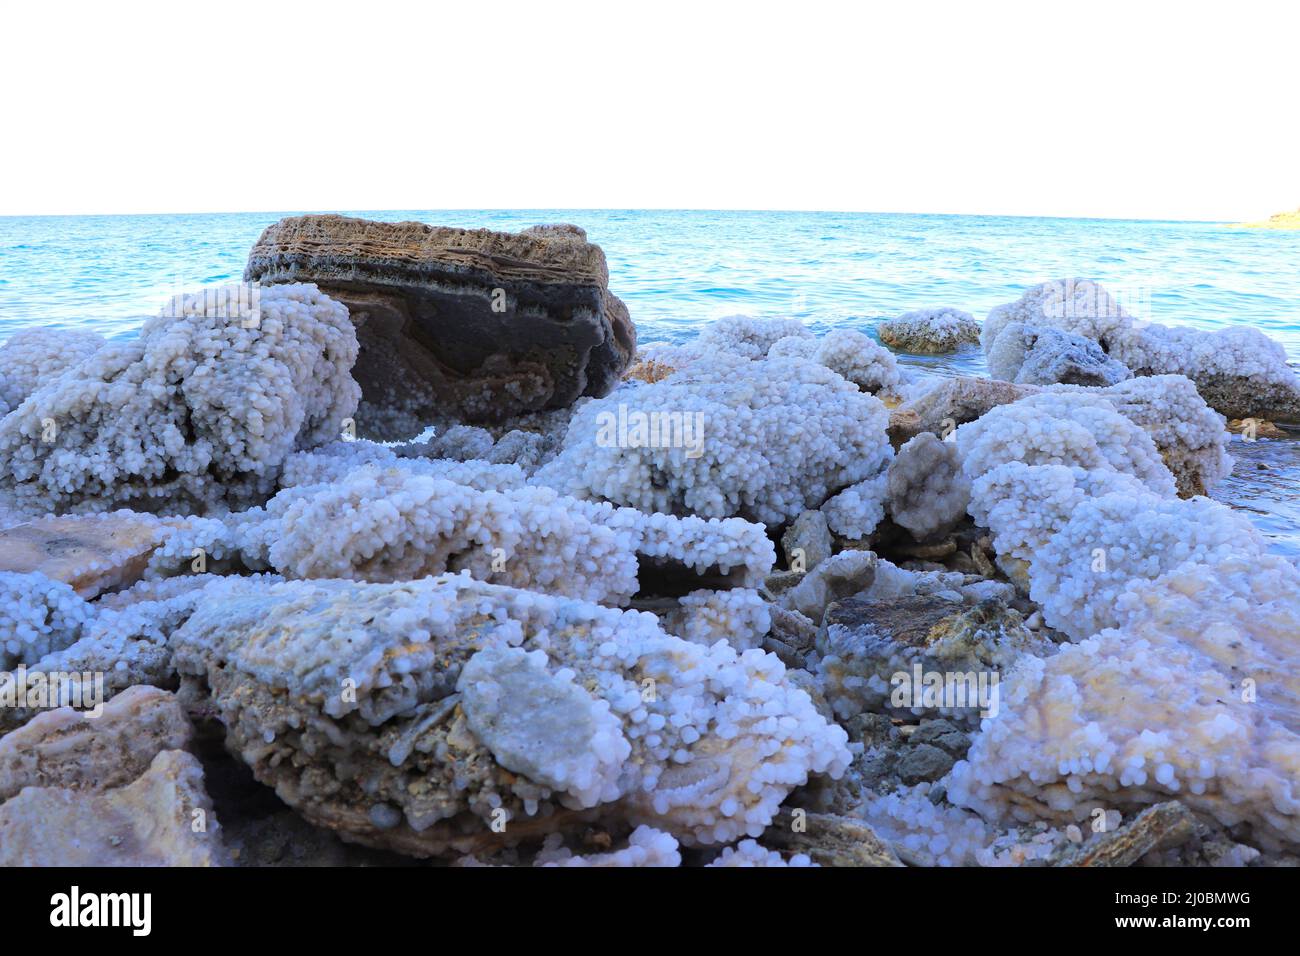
left=0, top=219, right=1296, bottom=867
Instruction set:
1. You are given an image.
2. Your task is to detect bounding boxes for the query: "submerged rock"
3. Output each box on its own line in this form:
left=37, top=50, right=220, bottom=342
left=245, top=215, right=635, bottom=435
left=877, top=308, right=980, bottom=354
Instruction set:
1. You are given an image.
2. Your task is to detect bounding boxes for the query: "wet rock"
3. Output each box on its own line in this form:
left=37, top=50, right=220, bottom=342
left=763, top=808, right=903, bottom=867
left=0, top=750, right=224, bottom=866
left=245, top=215, right=636, bottom=435
left=781, top=510, right=833, bottom=572
left=0, top=685, right=191, bottom=800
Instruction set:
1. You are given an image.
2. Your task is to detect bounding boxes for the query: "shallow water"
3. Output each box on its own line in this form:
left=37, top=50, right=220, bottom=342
left=1, top=209, right=1297, bottom=555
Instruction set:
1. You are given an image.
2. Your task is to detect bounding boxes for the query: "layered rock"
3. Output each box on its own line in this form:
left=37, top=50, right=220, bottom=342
left=244, top=215, right=636, bottom=435
left=170, top=573, right=850, bottom=857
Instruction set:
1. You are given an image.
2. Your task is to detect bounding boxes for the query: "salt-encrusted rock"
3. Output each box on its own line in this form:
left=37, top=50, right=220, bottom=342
left=762, top=808, right=902, bottom=866
left=0, top=574, right=217, bottom=733
left=1048, top=801, right=1197, bottom=867
left=0, top=284, right=359, bottom=514
left=885, top=433, right=970, bottom=541
left=983, top=278, right=1300, bottom=423
left=992, top=324, right=1132, bottom=386
left=781, top=510, right=833, bottom=571
left=699, top=315, right=813, bottom=360
left=950, top=552, right=1300, bottom=851
left=894, top=376, right=1039, bottom=443
left=535, top=826, right=681, bottom=867
left=1075, top=375, right=1232, bottom=497
left=706, top=839, right=816, bottom=867
left=0, top=571, right=91, bottom=670
left=244, top=215, right=635, bottom=434
left=0, top=750, right=223, bottom=866
left=0, top=328, right=105, bottom=413
left=0, top=685, right=191, bottom=800
left=820, top=472, right=890, bottom=540
left=171, top=573, right=850, bottom=856
left=782, top=550, right=877, bottom=623
left=877, top=308, right=980, bottom=354
left=0, top=512, right=174, bottom=598
left=816, top=596, right=1052, bottom=726
left=812, top=328, right=902, bottom=394
left=151, top=460, right=776, bottom=601
left=659, top=588, right=772, bottom=651
left=534, top=352, right=893, bottom=526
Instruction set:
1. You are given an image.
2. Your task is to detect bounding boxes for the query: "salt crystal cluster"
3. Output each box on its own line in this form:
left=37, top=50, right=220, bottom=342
left=0, top=571, right=90, bottom=670
left=949, top=553, right=1300, bottom=850
left=170, top=572, right=851, bottom=853
left=535, top=351, right=893, bottom=526
left=989, top=324, right=1132, bottom=387
left=983, top=278, right=1300, bottom=422
left=0, top=284, right=360, bottom=514
left=706, top=840, right=815, bottom=867
left=695, top=315, right=814, bottom=360
left=660, top=588, right=772, bottom=650
left=146, top=459, right=776, bottom=600
left=0, top=328, right=105, bottom=415
left=877, top=308, right=980, bottom=354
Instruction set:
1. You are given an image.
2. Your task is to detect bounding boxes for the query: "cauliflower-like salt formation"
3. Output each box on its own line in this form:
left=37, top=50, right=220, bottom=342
left=820, top=471, right=889, bottom=539
left=536, top=826, right=681, bottom=867
left=885, top=432, right=970, bottom=541
left=877, top=308, right=980, bottom=354
left=280, top=440, right=527, bottom=493
left=533, top=353, right=893, bottom=526
left=984, top=278, right=1300, bottom=422
left=982, top=278, right=1134, bottom=357
left=149, top=459, right=776, bottom=598
left=1059, top=375, right=1232, bottom=497
left=170, top=572, right=851, bottom=854
left=991, top=324, right=1132, bottom=387
left=949, top=553, right=1300, bottom=851
left=0, top=328, right=105, bottom=412
left=0, top=572, right=91, bottom=670
left=660, top=588, right=772, bottom=651
left=254, top=465, right=640, bottom=604
left=696, top=315, right=814, bottom=360
left=706, top=840, right=815, bottom=867
left=956, top=391, right=1175, bottom=498
left=1028, top=491, right=1263, bottom=640
left=812, top=328, right=901, bottom=394
left=0, top=284, right=360, bottom=513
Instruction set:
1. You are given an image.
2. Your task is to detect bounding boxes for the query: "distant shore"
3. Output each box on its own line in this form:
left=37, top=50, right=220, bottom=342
left=1230, top=208, right=1300, bottom=230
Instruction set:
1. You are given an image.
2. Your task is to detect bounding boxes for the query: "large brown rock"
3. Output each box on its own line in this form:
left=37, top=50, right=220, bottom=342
left=244, top=215, right=636, bottom=435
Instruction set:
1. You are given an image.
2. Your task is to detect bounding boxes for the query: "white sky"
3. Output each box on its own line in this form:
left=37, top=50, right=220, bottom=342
left=1, top=0, right=1295, bottom=220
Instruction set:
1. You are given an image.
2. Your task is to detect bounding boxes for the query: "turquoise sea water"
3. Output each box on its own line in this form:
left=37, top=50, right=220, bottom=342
left=1, top=209, right=1298, bottom=554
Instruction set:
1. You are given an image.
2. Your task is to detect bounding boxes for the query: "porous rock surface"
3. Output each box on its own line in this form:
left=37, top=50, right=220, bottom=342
left=244, top=215, right=636, bottom=434
left=170, top=572, right=850, bottom=857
